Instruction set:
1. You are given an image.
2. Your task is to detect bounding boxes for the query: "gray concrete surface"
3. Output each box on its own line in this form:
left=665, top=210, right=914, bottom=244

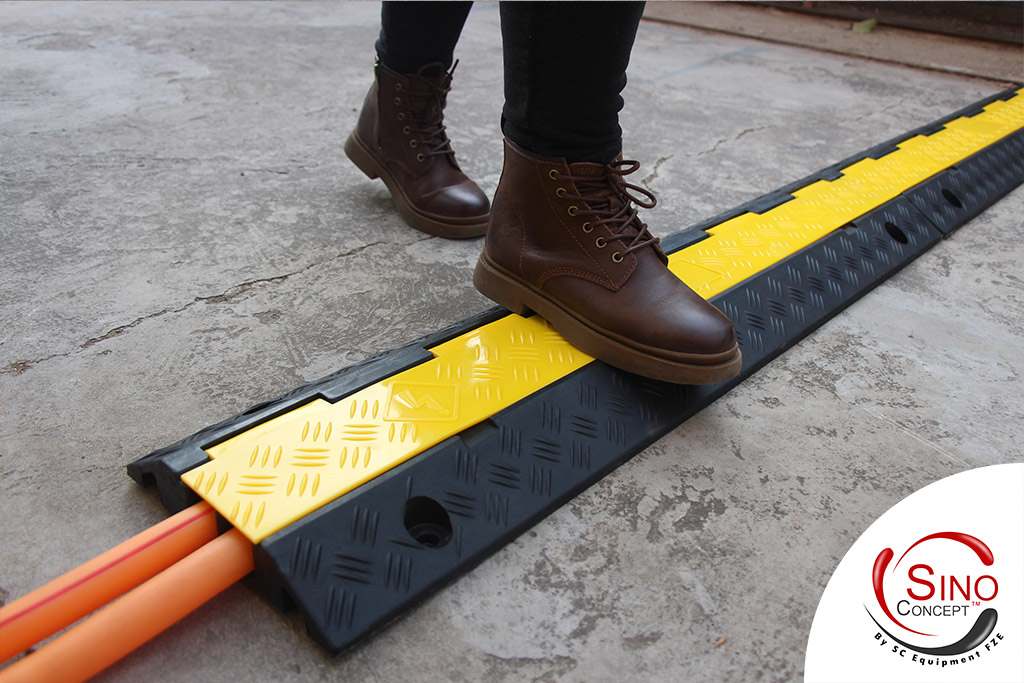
left=1, top=2, right=1021, bottom=682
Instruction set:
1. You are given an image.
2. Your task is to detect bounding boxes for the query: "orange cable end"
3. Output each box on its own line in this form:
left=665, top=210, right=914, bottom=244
left=0, top=502, right=218, bottom=663
left=0, top=528, right=254, bottom=683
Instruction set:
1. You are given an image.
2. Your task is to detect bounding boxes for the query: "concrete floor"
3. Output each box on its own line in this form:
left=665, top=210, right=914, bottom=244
left=1, top=2, right=1021, bottom=682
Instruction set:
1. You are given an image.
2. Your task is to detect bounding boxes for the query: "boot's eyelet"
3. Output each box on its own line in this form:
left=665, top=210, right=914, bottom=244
left=395, top=83, right=402, bottom=92
left=409, top=140, right=418, bottom=148
left=595, top=237, right=607, bottom=248
left=555, top=188, right=567, bottom=198
left=402, top=126, right=411, bottom=135
left=548, top=169, right=560, bottom=180
left=611, top=252, right=624, bottom=263
left=393, top=97, right=401, bottom=105
left=416, top=153, right=425, bottom=162
left=567, top=206, right=578, bottom=216
left=582, top=222, right=593, bottom=233
left=397, top=113, right=405, bottom=121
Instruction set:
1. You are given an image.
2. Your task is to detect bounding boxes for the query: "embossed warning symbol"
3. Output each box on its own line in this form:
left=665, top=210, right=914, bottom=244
left=385, top=382, right=458, bottom=421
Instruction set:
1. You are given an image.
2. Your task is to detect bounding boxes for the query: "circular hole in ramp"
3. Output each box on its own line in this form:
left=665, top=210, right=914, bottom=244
left=403, top=496, right=453, bottom=548
left=884, top=221, right=909, bottom=245
left=941, top=188, right=964, bottom=209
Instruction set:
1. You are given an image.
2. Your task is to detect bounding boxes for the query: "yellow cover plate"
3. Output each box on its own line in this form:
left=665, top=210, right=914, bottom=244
left=187, top=315, right=591, bottom=540
left=184, top=90, right=1024, bottom=542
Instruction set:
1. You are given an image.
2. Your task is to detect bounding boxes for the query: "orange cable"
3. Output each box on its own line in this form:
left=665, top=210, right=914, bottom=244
left=0, top=502, right=217, bottom=663
left=0, top=528, right=254, bottom=683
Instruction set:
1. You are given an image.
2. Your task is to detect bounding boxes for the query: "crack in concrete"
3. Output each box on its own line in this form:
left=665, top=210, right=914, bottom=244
left=866, top=95, right=913, bottom=123
left=240, top=167, right=291, bottom=176
left=1, top=239, right=400, bottom=376
left=853, top=403, right=970, bottom=468
left=642, top=154, right=674, bottom=190
left=697, top=125, right=770, bottom=158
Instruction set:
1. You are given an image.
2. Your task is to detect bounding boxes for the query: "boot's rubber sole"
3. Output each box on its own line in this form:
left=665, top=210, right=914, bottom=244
left=344, top=132, right=488, bottom=240
left=474, top=252, right=743, bottom=385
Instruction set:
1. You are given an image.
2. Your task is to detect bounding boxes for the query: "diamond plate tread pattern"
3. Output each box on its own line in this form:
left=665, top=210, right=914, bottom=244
left=180, top=89, right=1024, bottom=543
left=908, top=130, right=1024, bottom=235
left=258, top=196, right=940, bottom=653
left=182, top=315, right=592, bottom=541
left=128, top=309, right=507, bottom=512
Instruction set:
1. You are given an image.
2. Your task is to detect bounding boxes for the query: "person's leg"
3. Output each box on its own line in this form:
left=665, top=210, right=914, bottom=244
left=376, top=1, right=473, bottom=73
left=499, top=1, right=644, bottom=163
left=345, top=1, right=489, bottom=239
left=475, top=1, right=742, bottom=385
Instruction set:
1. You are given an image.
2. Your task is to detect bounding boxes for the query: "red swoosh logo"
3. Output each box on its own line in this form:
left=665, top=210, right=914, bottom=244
left=895, top=531, right=993, bottom=569
left=873, top=547, right=934, bottom=637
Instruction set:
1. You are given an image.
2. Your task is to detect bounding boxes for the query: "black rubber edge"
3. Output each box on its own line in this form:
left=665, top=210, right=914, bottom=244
left=254, top=136, right=1024, bottom=652
left=127, top=86, right=1022, bottom=512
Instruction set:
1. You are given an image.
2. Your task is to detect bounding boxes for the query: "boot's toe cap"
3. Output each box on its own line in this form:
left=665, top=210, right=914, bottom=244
left=640, top=292, right=737, bottom=357
left=670, top=303, right=737, bottom=356
left=422, top=180, right=490, bottom=219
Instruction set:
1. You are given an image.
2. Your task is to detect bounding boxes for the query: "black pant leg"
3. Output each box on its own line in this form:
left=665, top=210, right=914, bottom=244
left=499, top=1, right=645, bottom=163
left=376, top=1, right=474, bottom=73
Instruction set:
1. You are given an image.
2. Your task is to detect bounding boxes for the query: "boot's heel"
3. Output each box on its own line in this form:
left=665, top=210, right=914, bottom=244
left=473, top=255, right=532, bottom=316
left=344, top=133, right=381, bottom=180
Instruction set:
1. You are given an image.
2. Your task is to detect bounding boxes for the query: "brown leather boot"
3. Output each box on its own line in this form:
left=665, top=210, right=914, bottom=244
left=345, top=62, right=489, bottom=239
left=474, top=140, right=742, bottom=385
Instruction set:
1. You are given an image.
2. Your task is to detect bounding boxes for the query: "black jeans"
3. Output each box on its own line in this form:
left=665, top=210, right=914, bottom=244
left=375, top=1, right=646, bottom=163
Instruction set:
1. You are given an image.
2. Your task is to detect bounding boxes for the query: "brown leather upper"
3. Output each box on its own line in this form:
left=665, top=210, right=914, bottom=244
left=484, top=140, right=737, bottom=356
left=354, top=62, right=488, bottom=220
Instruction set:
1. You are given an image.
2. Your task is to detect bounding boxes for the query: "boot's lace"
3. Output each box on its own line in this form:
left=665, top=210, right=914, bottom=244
left=402, top=61, right=459, bottom=162
left=559, top=160, right=659, bottom=260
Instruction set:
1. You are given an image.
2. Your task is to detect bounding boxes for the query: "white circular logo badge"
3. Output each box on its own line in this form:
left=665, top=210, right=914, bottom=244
left=805, top=464, right=1023, bottom=682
